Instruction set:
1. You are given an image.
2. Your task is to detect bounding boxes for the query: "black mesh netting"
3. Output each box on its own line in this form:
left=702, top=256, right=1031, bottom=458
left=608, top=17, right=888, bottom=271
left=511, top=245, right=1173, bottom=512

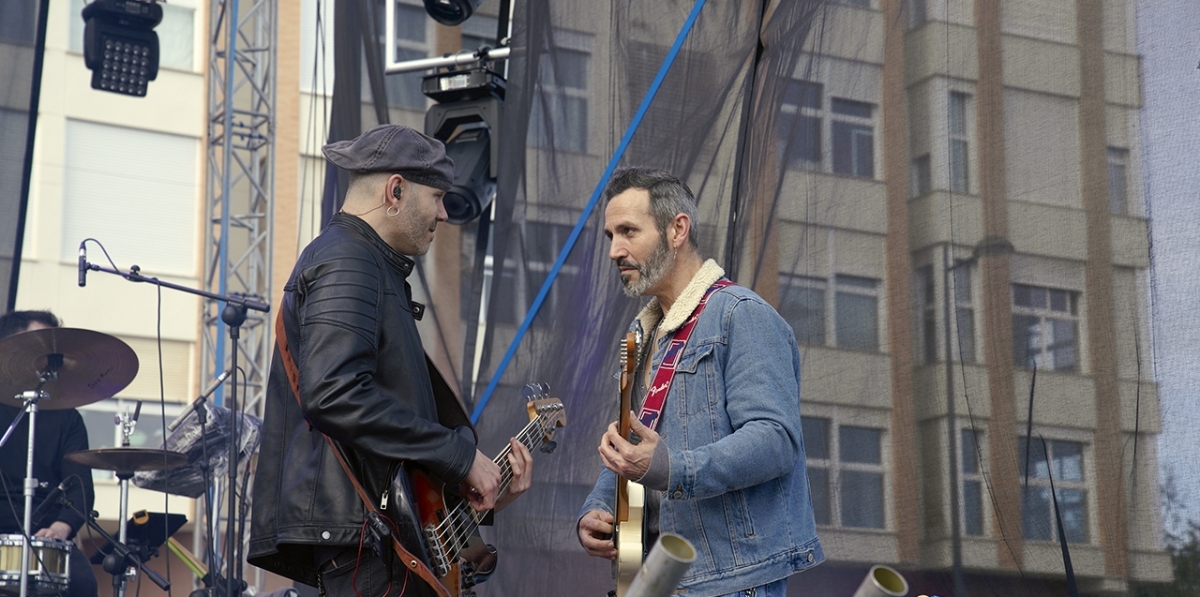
left=335, top=0, right=1188, bottom=595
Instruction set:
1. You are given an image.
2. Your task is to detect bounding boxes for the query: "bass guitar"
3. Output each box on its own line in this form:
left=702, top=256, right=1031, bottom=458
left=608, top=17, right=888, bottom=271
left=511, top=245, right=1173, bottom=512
left=388, top=384, right=566, bottom=597
left=612, top=331, right=644, bottom=596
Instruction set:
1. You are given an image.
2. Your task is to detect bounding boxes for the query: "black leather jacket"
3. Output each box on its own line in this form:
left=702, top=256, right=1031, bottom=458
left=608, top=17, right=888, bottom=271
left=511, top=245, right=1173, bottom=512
left=248, top=214, right=475, bottom=585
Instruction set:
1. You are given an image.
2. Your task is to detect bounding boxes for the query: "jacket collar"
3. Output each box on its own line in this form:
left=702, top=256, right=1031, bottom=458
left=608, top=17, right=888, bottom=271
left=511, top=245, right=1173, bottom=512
left=330, top=212, right=415, bottom=279
left=634, top=259, right=725, bottom=336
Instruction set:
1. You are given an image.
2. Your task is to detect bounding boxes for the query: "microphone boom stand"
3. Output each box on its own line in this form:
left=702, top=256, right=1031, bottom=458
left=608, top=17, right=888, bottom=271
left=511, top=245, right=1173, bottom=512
left=82, top=260, right=269, bottom=597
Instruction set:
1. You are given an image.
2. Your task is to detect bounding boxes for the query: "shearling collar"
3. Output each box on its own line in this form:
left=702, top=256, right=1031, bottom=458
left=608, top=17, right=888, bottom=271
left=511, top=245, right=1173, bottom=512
left=634, top=259, right=726, bottom=336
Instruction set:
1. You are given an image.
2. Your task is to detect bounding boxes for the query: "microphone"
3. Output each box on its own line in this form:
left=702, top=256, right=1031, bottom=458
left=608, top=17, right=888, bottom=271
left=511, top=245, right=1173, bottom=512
left=30, top=476, right=79, bottom=528
left=168, top=370, right=232, bottom=432
left=78, top=242, right=88, bottom=287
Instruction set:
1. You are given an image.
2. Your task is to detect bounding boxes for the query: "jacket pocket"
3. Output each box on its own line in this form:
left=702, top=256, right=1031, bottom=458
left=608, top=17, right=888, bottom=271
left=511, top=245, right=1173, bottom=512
left=674, top=340, right=715, bottom=374
left=674, top=342, right=717, bottom=417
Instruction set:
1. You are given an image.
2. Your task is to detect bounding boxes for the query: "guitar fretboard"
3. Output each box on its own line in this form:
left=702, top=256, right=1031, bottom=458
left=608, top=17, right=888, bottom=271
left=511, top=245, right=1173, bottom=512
left=423, top=401, right=562, bottom=566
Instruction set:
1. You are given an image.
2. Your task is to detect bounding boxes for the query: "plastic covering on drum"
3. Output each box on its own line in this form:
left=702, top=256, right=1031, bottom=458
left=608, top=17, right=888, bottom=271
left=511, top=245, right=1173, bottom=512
left=132, top=403, right=262, bottom=498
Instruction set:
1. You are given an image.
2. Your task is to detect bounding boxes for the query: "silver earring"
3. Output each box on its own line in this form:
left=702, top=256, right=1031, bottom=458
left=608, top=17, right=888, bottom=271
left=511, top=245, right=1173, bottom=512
left=386, top=205, right=400, bottom=217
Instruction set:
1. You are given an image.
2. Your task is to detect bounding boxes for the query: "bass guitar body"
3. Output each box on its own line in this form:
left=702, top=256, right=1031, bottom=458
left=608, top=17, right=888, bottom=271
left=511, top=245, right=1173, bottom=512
left=614, top=479, right=644, bottom=596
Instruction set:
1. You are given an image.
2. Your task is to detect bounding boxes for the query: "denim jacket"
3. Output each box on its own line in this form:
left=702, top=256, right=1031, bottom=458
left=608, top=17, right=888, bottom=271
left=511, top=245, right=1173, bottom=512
left=580, top=260, right=824, bottom=597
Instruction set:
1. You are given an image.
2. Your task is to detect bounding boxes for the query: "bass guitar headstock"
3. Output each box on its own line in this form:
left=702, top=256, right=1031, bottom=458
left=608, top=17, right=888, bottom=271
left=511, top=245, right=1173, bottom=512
left=522, top=383, right=566, bottom=453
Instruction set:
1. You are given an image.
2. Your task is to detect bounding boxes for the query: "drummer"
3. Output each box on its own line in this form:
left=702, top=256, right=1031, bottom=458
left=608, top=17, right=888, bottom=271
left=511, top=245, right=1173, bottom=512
left=0, top=310, right=99, bottom=597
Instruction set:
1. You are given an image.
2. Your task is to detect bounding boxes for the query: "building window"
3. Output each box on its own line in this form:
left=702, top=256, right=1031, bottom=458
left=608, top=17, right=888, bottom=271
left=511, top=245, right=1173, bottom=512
left=916, top=265, right=938, bottom=363
left=529, top=31, right=591, bottom=153
left=1020, top=437, right=1088, bottom=543
left=914, top=262, right=975, bottom=363
left=780, top=81, right=876, bottom=179
left=1108, top=147, right=1129, bottom=215
left=961, top=429, right=985, bottom=536
left=370, top=0, right=430, bottom=109
left=803, top=416, right=886, bottom=529
left=1012, top=283, right=1079, bottom=371
left=779, top=80, right=823, bottom=168
left=951, top=262, right=976, bottom=363
left=906, top=0, right=928, bottom=30
left=62, top=120, right=198, bottom=275
left=911, top=153, right=931, bottom=198
left=832, top=99, right=875, bottom=178
left=949, top=92, right=971, bottom=193
left=779, top=275, right=826, bottom=346
left=1, top=1, right=37, bottom=44
left=835, top=274, right=879, bottom=350
left=780, top=273, right=880, bottom=351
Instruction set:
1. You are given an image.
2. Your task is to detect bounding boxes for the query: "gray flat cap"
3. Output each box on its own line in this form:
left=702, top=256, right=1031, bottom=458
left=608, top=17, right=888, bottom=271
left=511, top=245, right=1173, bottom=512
left=322, top=124, right=455, bottom=191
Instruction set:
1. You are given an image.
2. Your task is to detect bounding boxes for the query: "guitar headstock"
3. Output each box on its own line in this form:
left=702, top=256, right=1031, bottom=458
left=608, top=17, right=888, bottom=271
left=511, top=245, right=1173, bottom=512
left=523, top=383, right=566, bottom=453
left=619, top=330, right=638, bottom=390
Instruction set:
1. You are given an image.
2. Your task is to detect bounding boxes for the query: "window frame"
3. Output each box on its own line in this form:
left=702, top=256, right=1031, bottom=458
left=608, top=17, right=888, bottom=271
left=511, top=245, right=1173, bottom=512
left=1011, top=282, right=1081, bottom=372
left=948, top=91, right=972, bottom=194
left=1018, top=435, right=1091, bottom=544
left=802, top=412, right=889, bottom=530
left=527, top=30, right=592, bottom=153
left=1107, top=146, right=1129, bottom=216
left=959, top=427, right=987, bottom=537
left=779, top=79, right=878, bottom=180
left=780, top=271, right=881, bottom=352
left=913, top=252, right=977, bottom=364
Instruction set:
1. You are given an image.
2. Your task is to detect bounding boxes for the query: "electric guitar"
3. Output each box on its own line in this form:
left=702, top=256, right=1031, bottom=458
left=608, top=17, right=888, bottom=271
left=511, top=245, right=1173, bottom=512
left=613, top=332, right=644, bottom=597
left=388, top=384, right=566, bottom=597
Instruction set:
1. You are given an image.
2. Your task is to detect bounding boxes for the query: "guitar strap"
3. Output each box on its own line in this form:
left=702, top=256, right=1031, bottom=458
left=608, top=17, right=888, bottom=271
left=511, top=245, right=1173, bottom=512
left=273, top=310, right=452, bottom=597
left=637, top=279, right=733, bottom=431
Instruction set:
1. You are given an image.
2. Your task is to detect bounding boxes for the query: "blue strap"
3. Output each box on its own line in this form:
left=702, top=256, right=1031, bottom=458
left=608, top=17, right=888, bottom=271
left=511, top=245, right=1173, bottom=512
left=471, top=0, right=711, bottom=423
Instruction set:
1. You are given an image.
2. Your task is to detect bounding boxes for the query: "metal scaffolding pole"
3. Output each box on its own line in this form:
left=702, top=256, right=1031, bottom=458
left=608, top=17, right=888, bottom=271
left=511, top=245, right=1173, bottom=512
left=203, top=0, right=276, bottom=591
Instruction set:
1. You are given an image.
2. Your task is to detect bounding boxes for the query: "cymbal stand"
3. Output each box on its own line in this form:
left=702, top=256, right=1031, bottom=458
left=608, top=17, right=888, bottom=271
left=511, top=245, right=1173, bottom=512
left=112, top=402, right=142, bottom=597
left=0, top=356, right=62, bottom=597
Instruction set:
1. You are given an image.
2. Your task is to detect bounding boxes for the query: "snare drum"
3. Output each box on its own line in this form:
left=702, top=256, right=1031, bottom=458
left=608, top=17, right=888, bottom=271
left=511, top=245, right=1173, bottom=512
left=0, top=534, right=71, bottom=594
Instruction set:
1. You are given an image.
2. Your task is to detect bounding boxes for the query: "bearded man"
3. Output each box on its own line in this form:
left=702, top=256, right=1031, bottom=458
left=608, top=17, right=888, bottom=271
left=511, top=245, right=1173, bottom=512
left=576, top=167, right=824, bottom=597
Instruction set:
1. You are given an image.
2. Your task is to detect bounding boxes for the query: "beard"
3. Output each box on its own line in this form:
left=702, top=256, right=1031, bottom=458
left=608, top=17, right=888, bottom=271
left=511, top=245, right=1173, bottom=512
left=618, top=237, right=672, bottom=297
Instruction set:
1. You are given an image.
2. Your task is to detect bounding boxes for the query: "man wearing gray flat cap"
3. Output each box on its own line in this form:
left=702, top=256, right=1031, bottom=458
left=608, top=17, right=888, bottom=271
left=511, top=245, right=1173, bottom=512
left=249, top=124, right=533, bottom=596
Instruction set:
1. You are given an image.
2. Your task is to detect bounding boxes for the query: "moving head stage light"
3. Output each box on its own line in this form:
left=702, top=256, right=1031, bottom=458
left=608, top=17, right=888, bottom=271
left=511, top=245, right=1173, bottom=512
left=422, top=0, right=484, bottom=26
left=424, top=67, right=505, bottom=225
left=82, top=0, right=162, bottom=97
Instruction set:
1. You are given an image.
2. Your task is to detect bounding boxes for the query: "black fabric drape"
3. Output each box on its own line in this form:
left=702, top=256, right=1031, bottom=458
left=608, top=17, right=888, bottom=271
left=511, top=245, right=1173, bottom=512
left=0, top=0, right=50, bottom=312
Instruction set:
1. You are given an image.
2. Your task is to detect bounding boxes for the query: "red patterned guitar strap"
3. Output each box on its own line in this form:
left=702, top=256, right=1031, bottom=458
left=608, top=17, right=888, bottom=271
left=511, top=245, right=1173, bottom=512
left=637, top=279, right=734, bottom=431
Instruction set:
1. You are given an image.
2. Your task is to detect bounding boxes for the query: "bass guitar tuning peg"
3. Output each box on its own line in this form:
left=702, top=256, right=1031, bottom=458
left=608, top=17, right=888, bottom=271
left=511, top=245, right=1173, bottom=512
left=540, top=441, right=557, bottom=454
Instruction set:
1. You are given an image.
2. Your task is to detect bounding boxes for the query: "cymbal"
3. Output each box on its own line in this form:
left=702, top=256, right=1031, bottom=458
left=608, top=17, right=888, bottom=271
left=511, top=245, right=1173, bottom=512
left=64, top=448, right=187, bottom=472
left=0, top=327, right=139, bottom=410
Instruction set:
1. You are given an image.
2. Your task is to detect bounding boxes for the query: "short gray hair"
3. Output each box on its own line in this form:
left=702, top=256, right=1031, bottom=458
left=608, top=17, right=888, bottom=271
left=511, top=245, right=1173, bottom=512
left=602, top=167, right=700, bottom=251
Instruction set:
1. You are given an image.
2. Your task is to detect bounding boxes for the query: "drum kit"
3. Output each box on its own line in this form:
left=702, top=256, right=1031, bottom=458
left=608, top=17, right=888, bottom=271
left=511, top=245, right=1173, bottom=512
left=0, top=327, right=188, bottom=597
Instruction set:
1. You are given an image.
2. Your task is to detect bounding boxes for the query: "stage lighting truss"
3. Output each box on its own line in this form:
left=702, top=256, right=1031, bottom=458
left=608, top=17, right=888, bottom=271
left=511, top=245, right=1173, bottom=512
left=82, top=0, right=163, bottom=97
left=423, top=67, right=505, bottom=225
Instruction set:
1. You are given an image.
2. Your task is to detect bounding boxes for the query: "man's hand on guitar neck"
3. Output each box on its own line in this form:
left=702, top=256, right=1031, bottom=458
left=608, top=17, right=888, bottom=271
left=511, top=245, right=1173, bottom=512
left=599, top=412, right=659, bottom=481
left=462, top=438, right=535, bottom=513
left=495, top=437, right=533, bottom=512
left=462, top=449, right=502, bottom=511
